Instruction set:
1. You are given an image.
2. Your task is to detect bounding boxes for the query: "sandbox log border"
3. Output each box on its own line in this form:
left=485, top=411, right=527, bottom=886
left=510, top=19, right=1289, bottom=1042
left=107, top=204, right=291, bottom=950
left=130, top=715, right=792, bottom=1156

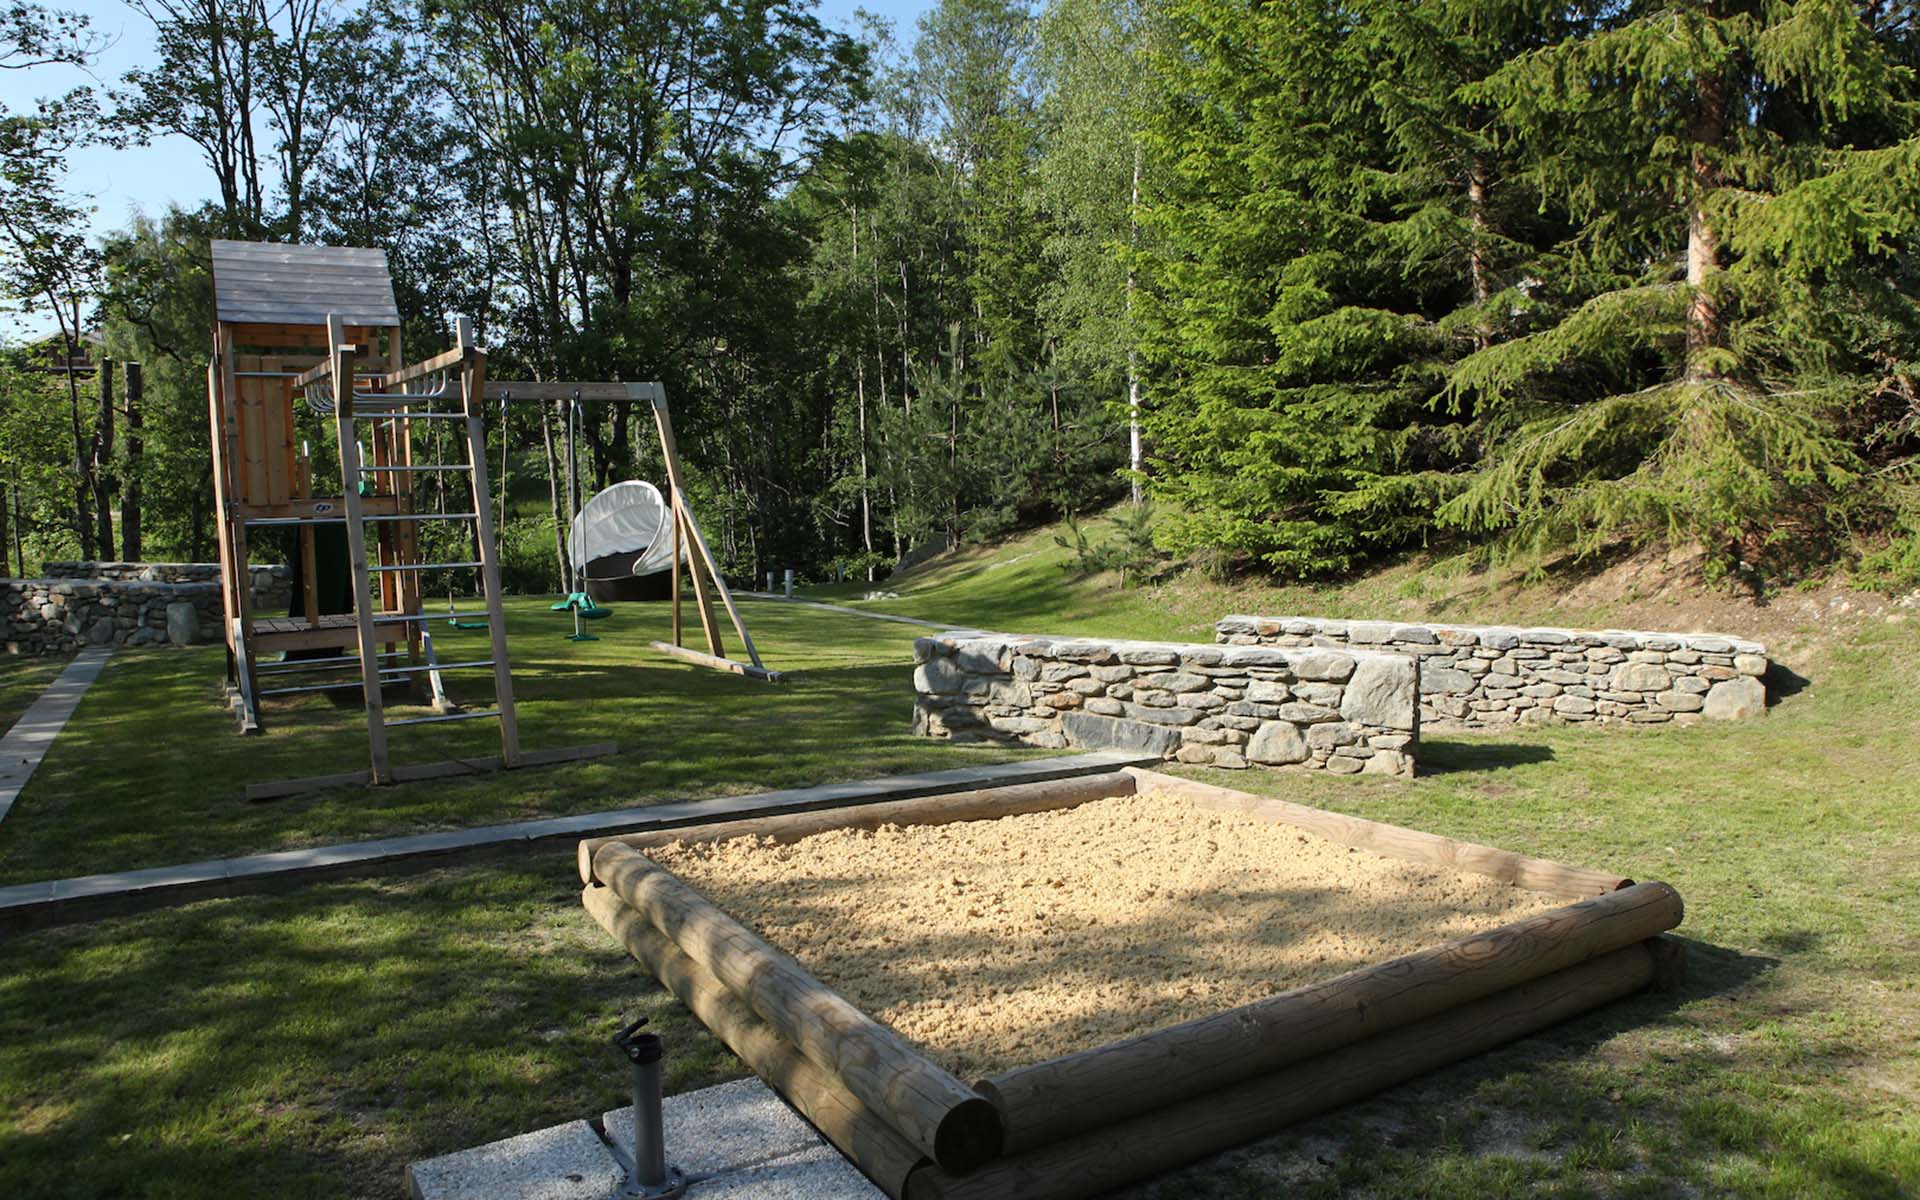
left=581, top=769, right=1683, bottom=1199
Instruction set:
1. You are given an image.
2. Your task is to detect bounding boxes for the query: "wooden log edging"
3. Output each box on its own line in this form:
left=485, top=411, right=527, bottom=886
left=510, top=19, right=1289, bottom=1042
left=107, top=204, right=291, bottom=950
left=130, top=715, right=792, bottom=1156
left=979, top=880, right=1684, bottom=1153
left=578, top=772, right=1138, bottom=884
left=1128, top=767, right=1631, bottom=897
left=593, top=842, right=1004, bottom=1173
left=582, top=884, right=928, bottom=1197
left=908, top=943, right=1660, bottom=1200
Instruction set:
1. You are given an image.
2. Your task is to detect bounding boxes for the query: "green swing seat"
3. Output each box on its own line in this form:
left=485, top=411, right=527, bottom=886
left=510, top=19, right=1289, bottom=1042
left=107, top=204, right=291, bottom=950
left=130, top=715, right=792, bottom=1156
left=552, top=591, right=613, bottom=619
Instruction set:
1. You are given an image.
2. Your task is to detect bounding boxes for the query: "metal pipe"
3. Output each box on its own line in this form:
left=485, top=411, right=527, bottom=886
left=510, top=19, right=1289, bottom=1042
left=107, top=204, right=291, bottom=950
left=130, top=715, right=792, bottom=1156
left=612, top=1018, right=682, bottom=1196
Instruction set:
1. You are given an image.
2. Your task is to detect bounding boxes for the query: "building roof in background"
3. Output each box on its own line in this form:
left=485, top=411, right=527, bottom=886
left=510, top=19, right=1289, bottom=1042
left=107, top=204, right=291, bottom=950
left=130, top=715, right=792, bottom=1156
left=210, top=240, right=400, bottom=328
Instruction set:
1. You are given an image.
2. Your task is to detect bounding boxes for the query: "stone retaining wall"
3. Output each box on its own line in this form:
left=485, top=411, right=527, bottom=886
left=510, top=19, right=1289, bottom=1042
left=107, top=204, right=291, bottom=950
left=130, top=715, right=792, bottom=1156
left=2, top=562, right=293, bottom=654
left=3, top=578, right=220, bottom=653
left=1216, top=615, right=1769, bottom=729
left=912, top=631, right=1419, bottom=776
left=42, top=561, right=292, bottom=610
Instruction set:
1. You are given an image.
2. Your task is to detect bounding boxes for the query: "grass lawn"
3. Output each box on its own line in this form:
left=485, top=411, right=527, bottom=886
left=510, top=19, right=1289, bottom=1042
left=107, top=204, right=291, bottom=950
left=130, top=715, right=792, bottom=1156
left=2, top=548, right=1917, bottom=1198
left=0, top=652, right=72, bottom=739
left=0, top=596, right=1035, bottom=886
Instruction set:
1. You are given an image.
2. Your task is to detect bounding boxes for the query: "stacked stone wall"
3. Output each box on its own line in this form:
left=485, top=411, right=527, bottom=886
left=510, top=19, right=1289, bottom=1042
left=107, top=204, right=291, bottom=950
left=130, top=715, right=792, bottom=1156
left=1216, top=615, right=1769, bottom=729
left=912, top=631, right=1419, bottom=776
left=2, top=561, right=292, bottom=654
left=41, top=561, right=291, bottom=610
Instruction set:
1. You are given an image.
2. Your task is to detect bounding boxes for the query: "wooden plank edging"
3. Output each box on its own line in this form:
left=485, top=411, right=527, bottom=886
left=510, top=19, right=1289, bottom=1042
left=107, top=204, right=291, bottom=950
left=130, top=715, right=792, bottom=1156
left=0, top=753, right=1155, bottom=937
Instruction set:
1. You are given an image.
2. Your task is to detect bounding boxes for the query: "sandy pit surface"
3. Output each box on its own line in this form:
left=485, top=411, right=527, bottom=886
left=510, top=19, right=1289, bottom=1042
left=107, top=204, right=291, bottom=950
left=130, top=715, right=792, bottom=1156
left=648, top=791, right=1564, bottom=1078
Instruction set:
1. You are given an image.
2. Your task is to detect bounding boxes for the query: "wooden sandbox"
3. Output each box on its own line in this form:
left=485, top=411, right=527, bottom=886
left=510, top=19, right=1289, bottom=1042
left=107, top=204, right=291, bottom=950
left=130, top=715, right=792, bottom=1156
left=578, top=769, right=1685, bottom=1199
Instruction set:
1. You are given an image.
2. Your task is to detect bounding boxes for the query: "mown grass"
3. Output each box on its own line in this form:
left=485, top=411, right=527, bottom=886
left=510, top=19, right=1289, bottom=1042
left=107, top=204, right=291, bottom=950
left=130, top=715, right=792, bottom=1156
left=2, top=542, right=1917, bottom=1198
left=0, top=652, right=71, bottom=738
left=0, top=596, right=1035, bottom=886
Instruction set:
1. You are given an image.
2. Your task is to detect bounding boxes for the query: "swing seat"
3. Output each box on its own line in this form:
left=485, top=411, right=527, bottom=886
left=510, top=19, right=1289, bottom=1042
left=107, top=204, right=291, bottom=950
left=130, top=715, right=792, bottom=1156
left=554, top=591, right=613, bottom=618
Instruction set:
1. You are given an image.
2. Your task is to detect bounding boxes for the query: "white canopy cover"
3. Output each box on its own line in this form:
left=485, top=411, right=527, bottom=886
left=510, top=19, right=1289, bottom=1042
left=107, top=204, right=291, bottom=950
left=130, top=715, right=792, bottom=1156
left=568, top=480, right=685, bottom=579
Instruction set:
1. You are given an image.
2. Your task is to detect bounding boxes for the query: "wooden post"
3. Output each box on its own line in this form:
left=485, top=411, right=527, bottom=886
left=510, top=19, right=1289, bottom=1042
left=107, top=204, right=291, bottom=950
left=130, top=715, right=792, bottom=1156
left=643, top=386, right=765, bottom=668
left=643, top=385, right=724, bottom=657
left=906, top=946, right=1658, bottom=1200
left=577, top=772, right=1137, bottom=885
left=593, top=842, right=1003, bottom=1172
left=584, top=885, right=930, bottom=1198
left=216, top=332, right=262, bottom=731
left=457, top=317, right=521, bottom=766
left=669, top=488, right=684, bottom=647
left=330, top=314, right=391, bottom=783
left=978, top=881, right=1685, bottom=1153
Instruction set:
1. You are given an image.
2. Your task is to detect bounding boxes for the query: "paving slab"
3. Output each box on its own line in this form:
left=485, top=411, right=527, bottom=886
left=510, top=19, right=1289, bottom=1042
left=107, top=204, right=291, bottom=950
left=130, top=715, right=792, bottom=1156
left=604, top=1076, right=822, bottom=1180
left=406, top=1119, right=624, bottom=1200
left=0, top=648, right=111, bottom=824
left=682, top=1143, right=884, bottom=1199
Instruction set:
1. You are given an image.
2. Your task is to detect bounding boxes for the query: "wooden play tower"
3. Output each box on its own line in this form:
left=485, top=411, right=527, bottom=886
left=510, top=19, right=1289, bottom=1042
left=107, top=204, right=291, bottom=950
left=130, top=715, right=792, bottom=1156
left=207, top=240, right=770, bottom=799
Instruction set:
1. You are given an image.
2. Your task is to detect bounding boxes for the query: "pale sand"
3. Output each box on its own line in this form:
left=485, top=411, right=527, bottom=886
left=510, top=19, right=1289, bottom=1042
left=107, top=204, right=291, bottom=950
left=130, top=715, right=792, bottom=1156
left=650, top=791, right=1564, bottom=1078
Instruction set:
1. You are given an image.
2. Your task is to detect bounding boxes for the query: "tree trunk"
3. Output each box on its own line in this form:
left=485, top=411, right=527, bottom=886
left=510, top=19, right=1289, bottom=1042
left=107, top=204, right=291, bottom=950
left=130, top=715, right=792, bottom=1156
left=120, top=362, right=143, bottom=561
left=62, top=345, right=94, bottom=561
left=0, top=475, right=9, bottom=578
left=1685, top=54, right=1728, bottom=382
left=92, top=359, right=115, bottom=557
left=1126, top=141, right=1144, bottom=503
left=1467, top=157, right=1493, bottom=352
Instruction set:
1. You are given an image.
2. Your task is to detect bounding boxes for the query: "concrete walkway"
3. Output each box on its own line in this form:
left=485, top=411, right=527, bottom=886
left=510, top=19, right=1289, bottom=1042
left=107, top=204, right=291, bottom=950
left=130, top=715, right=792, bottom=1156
left=0, top=751, right=1157, bottom=935
left=407, top=1076, right=883, bottom=1200
left=737, top=591, right=968, bottom=631
left=0, top=648, right=112, bottom=825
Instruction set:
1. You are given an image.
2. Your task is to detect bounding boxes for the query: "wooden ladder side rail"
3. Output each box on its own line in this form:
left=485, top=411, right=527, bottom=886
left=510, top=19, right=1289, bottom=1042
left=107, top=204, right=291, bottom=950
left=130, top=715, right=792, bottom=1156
left=327, top=313, right=392, bottom=783
left=215, top=331, right=264, bottom=733
left=456, top=317, right=522, bottom=765
left=639, top=383, right=766, bottom=670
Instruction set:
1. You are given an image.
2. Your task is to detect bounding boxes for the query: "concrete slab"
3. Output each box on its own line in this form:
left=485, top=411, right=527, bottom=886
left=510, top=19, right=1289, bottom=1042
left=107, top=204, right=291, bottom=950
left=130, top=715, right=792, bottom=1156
left=0, top=648, right=111, bottom=824
left=604, top=1077, right=821, bottom=1180
left=405, top=1120, right=623, bottom=1200
left=682, top=1143, right=884, bottom=1199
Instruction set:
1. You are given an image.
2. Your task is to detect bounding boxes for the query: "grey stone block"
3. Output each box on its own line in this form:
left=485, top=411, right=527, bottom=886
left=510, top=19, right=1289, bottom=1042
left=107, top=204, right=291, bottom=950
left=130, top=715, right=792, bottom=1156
left=1060, top=711, right=1182, bottom=757
left=683, top=1143, right=882, bottom=1199
left=405, top=1120, right=623, bottom=1200
left=605, top=1077, right=821, bottom=1182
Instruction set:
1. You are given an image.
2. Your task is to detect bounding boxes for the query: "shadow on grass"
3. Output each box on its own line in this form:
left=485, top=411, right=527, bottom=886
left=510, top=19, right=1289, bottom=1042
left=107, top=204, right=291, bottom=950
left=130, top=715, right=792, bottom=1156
left=1417, top=739, right=1557, bottom=775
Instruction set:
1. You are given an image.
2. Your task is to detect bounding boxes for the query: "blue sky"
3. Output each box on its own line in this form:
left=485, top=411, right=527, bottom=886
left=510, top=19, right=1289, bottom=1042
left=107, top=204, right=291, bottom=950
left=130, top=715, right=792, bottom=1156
left=0, top=0, right=935, bottom=337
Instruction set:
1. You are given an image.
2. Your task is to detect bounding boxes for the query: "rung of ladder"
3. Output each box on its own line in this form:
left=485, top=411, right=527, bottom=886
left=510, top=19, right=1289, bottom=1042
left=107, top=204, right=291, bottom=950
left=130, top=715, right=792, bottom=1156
left=361, top=464, right=472, bottom=472
left=369, top=560, right=484, bottom=573
left=380, top=659, right=496, bottom=676
left=258, top=651, right=407, bottom=674
left=373, top=611, right=490, bottom=625
left=385, top=709, right=501, bottom=728
left=362, top=512, right=478, bottom=524
left=260, top=680, right=370, bottom=697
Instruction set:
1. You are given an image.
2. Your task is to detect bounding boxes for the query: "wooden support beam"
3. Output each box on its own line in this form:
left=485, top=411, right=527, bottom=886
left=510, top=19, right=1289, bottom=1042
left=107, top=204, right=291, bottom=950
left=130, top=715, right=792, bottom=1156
left=648, top=640, right=783, bottom=683
left=584, top=885, right=930, bottom=1198
left=592, top=842, right=1003, bottom=1173
left=578, top=771, right=1137, bottom=885
left=330, top=314, right=391, bottom=784
left=979, top=880, right=1684, bottom=1153
left=646, top=386, right=766, bottom=668
left=1127, top=768, right=1632, bottom=898
left=904, top=945, right=1660, bottom=1200
left=455, top=317, right=522, bottom=766
left=377, top=344, right=465, bottom=390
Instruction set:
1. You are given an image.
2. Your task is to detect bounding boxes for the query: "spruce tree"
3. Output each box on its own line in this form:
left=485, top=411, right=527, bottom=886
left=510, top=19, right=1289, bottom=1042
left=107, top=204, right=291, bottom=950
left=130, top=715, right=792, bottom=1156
left=1441, top=0, right=1920, bottom=578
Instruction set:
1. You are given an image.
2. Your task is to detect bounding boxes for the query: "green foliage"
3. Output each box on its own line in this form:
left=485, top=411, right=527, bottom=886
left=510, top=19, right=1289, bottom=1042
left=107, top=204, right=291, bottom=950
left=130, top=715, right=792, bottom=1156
left=1054, top=497, right=1164, bottom=584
